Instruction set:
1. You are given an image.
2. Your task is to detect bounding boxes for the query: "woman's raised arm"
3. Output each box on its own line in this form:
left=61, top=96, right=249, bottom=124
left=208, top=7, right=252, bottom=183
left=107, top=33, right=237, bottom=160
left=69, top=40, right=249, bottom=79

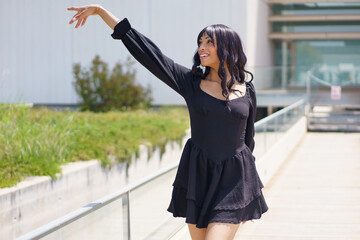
left=67, top=4, right=119, bottom=30
left=67, top=5, right=194, bottom=98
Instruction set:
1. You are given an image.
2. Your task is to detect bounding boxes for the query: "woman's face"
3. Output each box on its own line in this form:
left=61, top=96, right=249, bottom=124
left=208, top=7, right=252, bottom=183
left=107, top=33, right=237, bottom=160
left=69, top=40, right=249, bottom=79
left=198, top=33, right=220, bottom=70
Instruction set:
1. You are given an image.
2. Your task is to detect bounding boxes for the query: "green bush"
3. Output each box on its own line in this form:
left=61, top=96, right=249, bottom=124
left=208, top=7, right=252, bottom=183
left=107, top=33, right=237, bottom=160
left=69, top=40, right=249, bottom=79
left=73, top=55, right=153, bottom=112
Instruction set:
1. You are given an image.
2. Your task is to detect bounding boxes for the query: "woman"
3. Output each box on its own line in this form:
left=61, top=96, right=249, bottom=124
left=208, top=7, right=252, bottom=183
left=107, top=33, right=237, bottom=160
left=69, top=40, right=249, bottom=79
left=68, top=4, right=268, bottom=240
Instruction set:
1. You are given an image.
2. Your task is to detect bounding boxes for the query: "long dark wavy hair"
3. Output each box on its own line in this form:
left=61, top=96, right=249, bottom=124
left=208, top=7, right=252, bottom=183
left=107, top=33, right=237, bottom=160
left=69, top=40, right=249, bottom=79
left=191, top=24, right=253, bottom=107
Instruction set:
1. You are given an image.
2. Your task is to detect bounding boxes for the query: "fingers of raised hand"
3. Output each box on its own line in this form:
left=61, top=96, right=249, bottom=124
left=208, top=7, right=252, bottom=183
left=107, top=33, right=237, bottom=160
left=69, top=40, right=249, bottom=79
left=68, top=12, right=80, bottom=24
left=67, top=7, right=78, bottom=11
left=75, top=15, right=84, bottom=28
left=67, top=6, right=84, bottom=25
left=77, top=16, right=88, bottom=28
left=81, top=16, right=88, bottom=27
left=70, top=12, right=85, bottom=28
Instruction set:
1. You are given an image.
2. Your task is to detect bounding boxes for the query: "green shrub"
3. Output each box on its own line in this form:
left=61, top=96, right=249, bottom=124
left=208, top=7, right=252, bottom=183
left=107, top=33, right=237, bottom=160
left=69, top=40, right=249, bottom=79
left=73, top=55, right=153, bottom=112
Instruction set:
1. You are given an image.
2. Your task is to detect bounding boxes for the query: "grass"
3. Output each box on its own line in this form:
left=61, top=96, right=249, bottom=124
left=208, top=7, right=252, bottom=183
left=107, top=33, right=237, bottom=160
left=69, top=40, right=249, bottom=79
left=0, top=105, right=190, bottom=188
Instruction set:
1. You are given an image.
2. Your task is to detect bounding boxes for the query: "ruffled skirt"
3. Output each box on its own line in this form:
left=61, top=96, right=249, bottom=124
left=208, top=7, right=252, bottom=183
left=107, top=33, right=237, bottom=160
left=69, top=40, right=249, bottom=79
left=167, top=138, right=268, bottom=228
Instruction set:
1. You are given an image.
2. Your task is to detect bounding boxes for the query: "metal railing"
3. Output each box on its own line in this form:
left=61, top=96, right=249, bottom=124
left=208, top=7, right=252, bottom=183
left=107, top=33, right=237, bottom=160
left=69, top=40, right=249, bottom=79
left=254, top=98, right=306, bottom=159
left=304, top=69, right=360, bottom=131
left=16, top=162, right=181, bottom=240
left=305, top=68, right=355, bottom=109
left=306, top=70, right=329, bottom=115
left=17, top=98, right=306, bottom=240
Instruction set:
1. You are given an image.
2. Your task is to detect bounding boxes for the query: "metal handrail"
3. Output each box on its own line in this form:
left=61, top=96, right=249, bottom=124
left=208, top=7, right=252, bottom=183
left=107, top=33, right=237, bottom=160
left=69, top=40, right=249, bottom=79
left=255, top=98, right=305, bottom=128
left=305, top=70, right=342, bottom=128
left=253, top=97, right=306, bottom=157
left=16, top=162, right=180, bottom=240
left=309, top=74, right=332, bottom=87
left=306, top=69, right=337, bottom=110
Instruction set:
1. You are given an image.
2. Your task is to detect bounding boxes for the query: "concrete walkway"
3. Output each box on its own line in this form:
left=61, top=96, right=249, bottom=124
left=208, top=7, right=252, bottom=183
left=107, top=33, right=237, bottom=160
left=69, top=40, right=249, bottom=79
left=171, top=132, right=360, bottom=239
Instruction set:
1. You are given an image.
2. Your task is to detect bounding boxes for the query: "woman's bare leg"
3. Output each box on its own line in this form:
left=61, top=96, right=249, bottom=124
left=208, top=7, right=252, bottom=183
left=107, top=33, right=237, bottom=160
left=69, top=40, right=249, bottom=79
left=205, top=222, right=240, bottom=240
left=187, top=223, right=207, bottom=240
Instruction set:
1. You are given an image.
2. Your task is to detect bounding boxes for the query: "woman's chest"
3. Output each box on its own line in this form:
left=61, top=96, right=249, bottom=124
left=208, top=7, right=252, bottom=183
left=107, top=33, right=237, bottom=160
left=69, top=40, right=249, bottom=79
left=188, top=90, right=250, bottom=121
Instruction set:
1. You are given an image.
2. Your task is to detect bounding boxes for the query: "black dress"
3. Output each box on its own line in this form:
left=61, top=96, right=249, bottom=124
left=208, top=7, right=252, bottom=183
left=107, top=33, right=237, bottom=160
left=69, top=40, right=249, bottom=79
left=111, top=18, right=268, bottom=229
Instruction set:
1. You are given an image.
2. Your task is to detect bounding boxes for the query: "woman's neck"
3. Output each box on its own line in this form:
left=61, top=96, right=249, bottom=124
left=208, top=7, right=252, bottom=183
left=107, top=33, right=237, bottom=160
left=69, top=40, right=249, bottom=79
left=206, top=67, right=231, bottom=84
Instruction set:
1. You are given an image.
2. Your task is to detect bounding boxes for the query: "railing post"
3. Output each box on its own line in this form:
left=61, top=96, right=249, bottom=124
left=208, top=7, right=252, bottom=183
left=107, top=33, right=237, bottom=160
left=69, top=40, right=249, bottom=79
left=264, top=123, right=267, bottom=153
left=123, top=192, right=131, bottom=240
left=306, top=71, right=311, bottom=130
left=275, top=115, right=278, bottom=141
left=306, top=70, right=311, bottom=108
left=281, top=41, right=287, bottom=89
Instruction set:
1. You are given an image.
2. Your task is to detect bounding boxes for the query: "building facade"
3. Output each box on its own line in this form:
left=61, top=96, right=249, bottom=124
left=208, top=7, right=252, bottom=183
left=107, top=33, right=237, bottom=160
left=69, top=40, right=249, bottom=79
left=267, top=0, right=360, bottom=88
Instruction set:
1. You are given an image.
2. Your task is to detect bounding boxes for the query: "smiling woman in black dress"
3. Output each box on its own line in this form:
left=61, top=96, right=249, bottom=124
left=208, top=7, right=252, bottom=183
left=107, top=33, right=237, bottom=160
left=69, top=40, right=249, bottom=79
left=68, top=4, right=268, bottom=240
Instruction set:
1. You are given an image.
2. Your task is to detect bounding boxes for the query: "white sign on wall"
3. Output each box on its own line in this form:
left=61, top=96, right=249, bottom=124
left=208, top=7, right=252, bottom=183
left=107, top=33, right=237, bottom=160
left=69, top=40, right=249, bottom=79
left=331, top=86, right=341, bottom=100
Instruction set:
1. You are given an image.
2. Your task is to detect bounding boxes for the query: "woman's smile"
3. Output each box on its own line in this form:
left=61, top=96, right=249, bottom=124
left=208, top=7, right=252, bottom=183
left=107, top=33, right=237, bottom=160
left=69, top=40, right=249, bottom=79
left=199, top=53, right=209, bottom=60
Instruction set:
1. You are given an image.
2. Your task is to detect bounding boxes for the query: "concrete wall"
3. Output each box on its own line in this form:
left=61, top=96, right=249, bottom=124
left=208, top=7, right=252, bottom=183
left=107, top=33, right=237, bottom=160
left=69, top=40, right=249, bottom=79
left=0, top=0, right=271, bottom=105
left=0, top=130, right=191, bottom=239
left=246, top=0, right=274, bottom=90
left=256, top=116, right=308, bottom=186
left=246, top=0, right=272, bottom=68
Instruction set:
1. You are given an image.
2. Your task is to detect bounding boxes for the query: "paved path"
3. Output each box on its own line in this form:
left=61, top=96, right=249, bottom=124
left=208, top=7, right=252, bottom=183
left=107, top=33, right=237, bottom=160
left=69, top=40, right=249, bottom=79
left=172, top=132, right=360, bottom=239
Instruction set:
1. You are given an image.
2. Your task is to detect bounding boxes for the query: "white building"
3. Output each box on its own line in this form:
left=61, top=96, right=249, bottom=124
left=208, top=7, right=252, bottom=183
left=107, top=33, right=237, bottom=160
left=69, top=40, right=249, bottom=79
left=0, top=0, right=271, bottom=105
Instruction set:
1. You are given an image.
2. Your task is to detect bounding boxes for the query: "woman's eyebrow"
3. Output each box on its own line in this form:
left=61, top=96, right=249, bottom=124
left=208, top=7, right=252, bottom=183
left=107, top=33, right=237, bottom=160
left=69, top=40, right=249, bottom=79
left=199, top=36, right=211, bottom=42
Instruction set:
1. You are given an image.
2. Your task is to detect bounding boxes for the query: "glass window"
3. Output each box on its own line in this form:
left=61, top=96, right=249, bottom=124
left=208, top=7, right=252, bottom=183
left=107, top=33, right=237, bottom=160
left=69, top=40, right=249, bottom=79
left=273, top=21, right=360, bottom=33
left=274, top=40, right=360, bottom=86
left=273, top=3, right=360, bottom=15
left=271, top=3, right=360, bottom=86
left=295, top=40, right=360, bottom=67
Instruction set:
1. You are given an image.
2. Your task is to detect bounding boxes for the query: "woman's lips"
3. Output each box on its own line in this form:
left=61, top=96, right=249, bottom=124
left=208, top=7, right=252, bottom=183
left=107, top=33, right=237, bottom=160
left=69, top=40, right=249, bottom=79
left=200, top=53, right=209, bottom=60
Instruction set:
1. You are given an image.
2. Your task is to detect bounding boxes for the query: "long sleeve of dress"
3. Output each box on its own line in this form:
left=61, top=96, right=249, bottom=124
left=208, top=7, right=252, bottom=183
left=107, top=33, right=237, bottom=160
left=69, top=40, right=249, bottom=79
left=245, top=81, right=257, bottom=154
left=111, top=18, right=194, bottom=98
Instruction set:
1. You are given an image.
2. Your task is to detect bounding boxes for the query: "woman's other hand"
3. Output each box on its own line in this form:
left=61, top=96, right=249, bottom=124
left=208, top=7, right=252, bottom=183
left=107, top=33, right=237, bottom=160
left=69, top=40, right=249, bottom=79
left=67, top=4, right=101, bottom=28
left=241, top=220, right=255, bottom=224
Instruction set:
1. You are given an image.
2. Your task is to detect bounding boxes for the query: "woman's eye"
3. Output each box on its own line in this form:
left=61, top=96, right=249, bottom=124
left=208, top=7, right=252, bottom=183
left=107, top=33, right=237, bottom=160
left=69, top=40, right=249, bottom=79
left=198, top=39, right=213, bottom=47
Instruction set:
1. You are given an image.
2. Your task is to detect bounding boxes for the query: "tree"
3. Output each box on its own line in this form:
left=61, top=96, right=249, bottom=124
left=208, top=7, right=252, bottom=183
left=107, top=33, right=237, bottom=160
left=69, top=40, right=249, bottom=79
left=73, top=55, right=153, bottom=112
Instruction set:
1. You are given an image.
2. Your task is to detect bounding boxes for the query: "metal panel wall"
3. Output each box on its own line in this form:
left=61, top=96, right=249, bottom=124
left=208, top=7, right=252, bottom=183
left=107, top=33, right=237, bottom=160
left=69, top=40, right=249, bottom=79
left=0, top=0, right=270, bottom=105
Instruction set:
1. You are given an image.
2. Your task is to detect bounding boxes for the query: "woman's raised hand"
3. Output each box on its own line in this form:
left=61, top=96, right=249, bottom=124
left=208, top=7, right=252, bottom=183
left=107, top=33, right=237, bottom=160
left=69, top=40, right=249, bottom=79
left=67, top=4, right=101, bottom=28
